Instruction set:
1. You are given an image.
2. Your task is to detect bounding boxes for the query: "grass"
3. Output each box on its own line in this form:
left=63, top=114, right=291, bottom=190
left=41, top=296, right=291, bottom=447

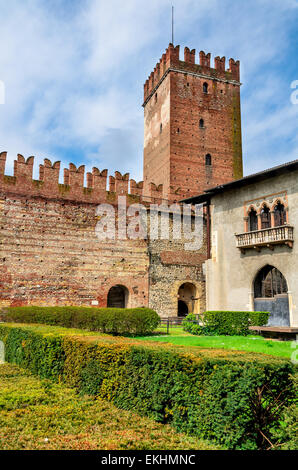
left=0, top=363, right=219, bottom=450
left=135, top=327, right=294, bottom=359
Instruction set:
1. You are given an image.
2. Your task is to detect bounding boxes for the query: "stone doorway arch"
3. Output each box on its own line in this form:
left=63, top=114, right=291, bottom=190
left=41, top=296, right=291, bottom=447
left=177, top=282, right=197, bottom=317
left=253, top=265, right=289, bottom=326
left=107, top=285, right=129, bottom=308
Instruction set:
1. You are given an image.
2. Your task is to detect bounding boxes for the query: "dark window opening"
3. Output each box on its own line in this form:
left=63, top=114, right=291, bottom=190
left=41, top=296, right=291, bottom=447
left=199, top=119, right=204, bottom=128
left=205, top=154, right=212, bottom=166
left=203, top=82, right=208, bottom=93
left=260, top=205, right=271, bottom=229
left=274, top=202, right=286, bottom=227
left=160, top=123, right=162, bottom=133
left=249, top=209, right=258, bottom=231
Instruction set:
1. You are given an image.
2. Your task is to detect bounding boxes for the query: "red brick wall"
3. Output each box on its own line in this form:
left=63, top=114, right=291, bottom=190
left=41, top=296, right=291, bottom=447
left=143, top=44, right=243, bottom=202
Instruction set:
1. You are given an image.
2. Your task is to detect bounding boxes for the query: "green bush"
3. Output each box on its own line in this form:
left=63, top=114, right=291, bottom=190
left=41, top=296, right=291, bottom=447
left=182, top=311, right=269, bottom=337
left=0, top=323, right=296, bottom=450
left=1, top=306, right=160, bottom=336
left=182, top=314, right=205, bottom=335
left=249, top=311, right=270, bottom=327
left=271, top=374, right=298, bottom=450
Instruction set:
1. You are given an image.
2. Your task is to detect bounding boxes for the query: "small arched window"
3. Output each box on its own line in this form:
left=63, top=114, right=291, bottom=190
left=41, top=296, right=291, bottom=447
left=274, top=202, right=285, bottom=227
left=199, top=118, right=204, bottom=128
left=260, top=205, right=271, bottom=229
left=205, top=154, right=212, bottom=166
left=248, top=209, right=258, bottom=231
left=203, top=82, right=208, bottom=93
left=160, top=123, right=162, bottom=133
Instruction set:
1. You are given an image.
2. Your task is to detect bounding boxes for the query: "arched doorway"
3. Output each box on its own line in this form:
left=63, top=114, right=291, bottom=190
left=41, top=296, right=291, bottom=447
left=253, top=265, right=289, bottom=326
left=107, top=285, right=129, bottom=308
left=177, top=282, right=197, bottom=317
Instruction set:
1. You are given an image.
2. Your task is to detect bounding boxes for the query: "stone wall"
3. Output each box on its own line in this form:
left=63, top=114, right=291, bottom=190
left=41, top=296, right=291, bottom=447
left=206, top=169, right=298, bottom=326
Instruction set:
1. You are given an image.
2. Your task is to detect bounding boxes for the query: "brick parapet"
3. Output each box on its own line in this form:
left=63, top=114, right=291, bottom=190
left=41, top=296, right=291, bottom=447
left=143, top=43, right=240, bottom=104
left=0, top=152, right=177, bottom=206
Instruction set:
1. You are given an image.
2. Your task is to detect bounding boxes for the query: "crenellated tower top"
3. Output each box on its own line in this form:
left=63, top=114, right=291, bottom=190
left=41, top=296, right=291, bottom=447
left=143, top=43, right=240, bottom=105
left=143, top=43, right=243, bottom=201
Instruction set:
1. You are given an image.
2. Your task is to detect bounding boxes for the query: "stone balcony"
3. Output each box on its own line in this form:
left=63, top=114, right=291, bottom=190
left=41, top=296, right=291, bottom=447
left=235, top=225, right=294, bottom=253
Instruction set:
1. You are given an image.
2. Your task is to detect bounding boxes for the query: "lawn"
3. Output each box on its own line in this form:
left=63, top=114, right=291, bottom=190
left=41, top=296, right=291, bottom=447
left=0, top=363, right=218, bottom=450
left=135, top=327, right=294, bottom=359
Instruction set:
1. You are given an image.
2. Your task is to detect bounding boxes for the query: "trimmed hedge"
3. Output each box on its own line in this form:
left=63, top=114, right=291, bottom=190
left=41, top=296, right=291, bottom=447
left=1, top=306, right=160, bottom=336
left=183, top=311, right=270, bottom=336
left=0, top=323, right=296, bottom=450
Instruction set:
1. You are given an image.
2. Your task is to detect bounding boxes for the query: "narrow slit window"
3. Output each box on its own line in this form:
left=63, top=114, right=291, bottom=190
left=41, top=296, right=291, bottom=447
left=205, top=154, right=212, bottom=166
left=199, top=119, right=204, bottom=128
left=203, top=82, right=208, bottom=93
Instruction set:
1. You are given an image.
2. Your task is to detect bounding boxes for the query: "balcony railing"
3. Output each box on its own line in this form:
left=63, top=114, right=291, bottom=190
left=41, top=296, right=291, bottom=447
left=235, top=225, right=294, bottom=252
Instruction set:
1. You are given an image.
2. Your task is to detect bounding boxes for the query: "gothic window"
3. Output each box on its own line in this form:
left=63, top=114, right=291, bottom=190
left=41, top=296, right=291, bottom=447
left=260, top=205, right=271, bottom=229
left=205, top=154, right=212, bottom=166
left=274, top=202, right=286, bottom=227
left=254, top=265, right=287, bottom=298
left=199, top=118, right=204, bottom=128
left=203, top=82, right=208, bottom=93
left=248, top=208, right=258, bottom=231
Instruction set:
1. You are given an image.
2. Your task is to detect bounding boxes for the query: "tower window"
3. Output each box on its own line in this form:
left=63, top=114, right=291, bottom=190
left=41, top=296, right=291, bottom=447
left=155, top=93, right=157, bottom=103
left=199, top=119, right=204, bottom=128
left=160, top=123, right=162, bottom=133
left=203, top=82, right=208, bottom=93
left=205, top=154, right=212, bottom=166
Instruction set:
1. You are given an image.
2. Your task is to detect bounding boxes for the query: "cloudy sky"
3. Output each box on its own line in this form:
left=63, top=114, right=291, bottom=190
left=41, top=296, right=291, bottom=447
left=0, top=0, right=297, bottom=184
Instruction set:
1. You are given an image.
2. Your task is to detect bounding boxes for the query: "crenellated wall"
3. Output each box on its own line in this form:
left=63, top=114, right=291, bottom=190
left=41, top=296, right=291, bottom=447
left=0, top=151, right=206, bottom=315
left=0, top=152, right=168, bottom=205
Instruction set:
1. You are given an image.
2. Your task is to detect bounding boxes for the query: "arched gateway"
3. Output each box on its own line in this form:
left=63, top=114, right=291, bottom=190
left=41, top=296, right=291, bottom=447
left=107, top=285, right=129, bottom=308
left=253, top=265, right=290, bottom=326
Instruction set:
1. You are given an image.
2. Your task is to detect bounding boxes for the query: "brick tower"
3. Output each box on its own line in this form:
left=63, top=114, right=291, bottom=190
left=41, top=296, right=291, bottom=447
left=142, top=44, right=243, bottom=202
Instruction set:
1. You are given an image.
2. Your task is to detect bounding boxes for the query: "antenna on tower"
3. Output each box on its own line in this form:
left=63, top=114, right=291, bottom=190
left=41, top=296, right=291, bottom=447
left=171, top=5, right=174, bottom=45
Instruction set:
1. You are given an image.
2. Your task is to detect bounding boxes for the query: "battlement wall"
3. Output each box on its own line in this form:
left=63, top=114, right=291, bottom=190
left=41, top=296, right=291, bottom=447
left=0, top=152, right=178, bottom=205
left=143, top=43, right=240, bottom=103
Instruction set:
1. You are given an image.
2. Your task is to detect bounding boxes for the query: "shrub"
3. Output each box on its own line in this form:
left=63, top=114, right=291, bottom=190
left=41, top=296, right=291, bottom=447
left=0, top=323, right=296, bottom=450
left=1, top=306, right=160, bottom=336
left=199, top=311, right=270, bottom=336
left=249, top=311, right=270, bottom=327
left=182, top=314, right=205, bottom=335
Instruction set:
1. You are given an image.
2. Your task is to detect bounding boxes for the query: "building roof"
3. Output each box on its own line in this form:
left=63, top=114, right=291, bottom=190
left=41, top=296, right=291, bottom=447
left=181, top=158, right=298, bottom=204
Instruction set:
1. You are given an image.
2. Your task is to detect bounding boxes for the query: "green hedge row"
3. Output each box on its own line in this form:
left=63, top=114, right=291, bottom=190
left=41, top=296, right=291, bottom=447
left=0, top=323, right=296, bottom=450
left=183, top=311, right=269, bottom=336
left=1, top=306, right=160, bottom=336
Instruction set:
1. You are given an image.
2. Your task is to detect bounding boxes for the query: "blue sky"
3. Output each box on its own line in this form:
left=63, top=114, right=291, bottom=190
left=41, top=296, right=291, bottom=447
left=0, top=0, right=297, bottom=184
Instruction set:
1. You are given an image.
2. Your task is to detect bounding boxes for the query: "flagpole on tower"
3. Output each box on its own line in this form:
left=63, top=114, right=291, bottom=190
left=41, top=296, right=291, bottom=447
left=172, top=5, right=174, bottom=45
